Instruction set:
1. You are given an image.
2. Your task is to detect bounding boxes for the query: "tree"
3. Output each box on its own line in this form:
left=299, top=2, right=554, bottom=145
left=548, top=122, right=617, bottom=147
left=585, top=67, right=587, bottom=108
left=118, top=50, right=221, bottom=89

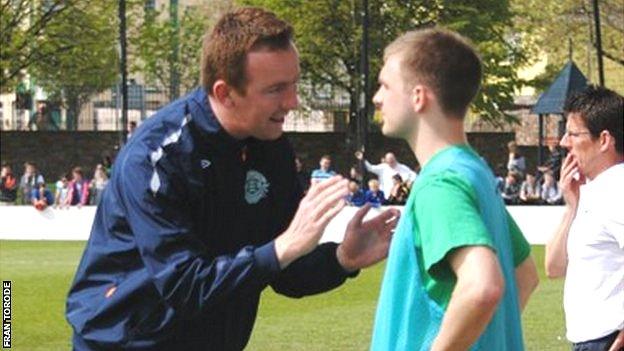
left=240, top=0, right=526, bottom=132
left=513, top=0, right=624, bottom=94
left=0, top=0, right=80, bottom=92
left=28, top=0, right=118, bottom=130
left=128, top=0, right=234, bottom=100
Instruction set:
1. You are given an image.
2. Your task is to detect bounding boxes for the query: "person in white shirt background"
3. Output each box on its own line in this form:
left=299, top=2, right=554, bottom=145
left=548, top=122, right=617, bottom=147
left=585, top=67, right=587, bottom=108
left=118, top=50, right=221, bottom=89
left=354, top=150, right=416, bottom=198
left=545, top=85, right=624, bottom=351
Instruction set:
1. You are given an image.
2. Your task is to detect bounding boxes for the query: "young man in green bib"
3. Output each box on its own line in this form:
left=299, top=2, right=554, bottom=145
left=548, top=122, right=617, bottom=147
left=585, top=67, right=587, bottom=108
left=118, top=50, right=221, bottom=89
left=370, top=28, right=539, bottom=350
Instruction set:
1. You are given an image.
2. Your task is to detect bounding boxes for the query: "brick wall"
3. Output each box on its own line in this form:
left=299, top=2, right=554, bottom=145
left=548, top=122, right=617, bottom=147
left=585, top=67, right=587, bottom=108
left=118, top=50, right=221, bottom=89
left=1, top=131, right=518, bottom=181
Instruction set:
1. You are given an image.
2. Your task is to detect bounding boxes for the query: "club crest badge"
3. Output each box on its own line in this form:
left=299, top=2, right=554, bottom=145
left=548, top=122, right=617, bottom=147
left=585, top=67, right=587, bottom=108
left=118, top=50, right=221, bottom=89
left=245, top=170, right=269, bottom=204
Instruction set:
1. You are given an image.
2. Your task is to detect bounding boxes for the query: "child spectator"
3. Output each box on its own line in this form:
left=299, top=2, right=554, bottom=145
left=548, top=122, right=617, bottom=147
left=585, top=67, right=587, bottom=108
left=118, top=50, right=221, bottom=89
left=31, top=182, right=54, bottom=211
left=501, top=172, right=520, bottom=205
left=387, top=174, right=409, bottom=205
left=89, top=164, right=109, bottom=205
left=0, top=163, right=18, bottom=205
left=346, top=180, right=366, bottom=206
left=19, top=162, right=44, bottom=205
left=541, top=171, right=563, bottom=205
left=65, top=167, right=90, bottom=206
left=365, top=179, right=386, bottom=207
left=55, top=174, right=70, bottom=208
left=519, top=173, right=541, bottom=204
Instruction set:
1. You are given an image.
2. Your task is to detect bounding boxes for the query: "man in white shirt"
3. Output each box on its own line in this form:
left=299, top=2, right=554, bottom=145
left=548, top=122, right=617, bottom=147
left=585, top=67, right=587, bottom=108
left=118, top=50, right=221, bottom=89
left=355, top=151, right=416, bottom=197
left=545, top=85, right=624, bottom=351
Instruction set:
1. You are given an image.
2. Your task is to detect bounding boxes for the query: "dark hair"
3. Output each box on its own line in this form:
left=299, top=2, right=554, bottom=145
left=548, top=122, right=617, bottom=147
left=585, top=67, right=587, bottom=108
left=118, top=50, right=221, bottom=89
left=72, top=167, right=83, bottom=177
left=385, top=28, right=482, bottom=118
left=564, top=85, right=624, bottom=154
left=201, top=7, right=294, bottom=95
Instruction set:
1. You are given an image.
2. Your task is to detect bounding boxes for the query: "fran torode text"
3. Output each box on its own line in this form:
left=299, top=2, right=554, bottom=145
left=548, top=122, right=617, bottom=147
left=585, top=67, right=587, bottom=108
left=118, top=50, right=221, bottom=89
left=3, top=281, right=11, bottom=348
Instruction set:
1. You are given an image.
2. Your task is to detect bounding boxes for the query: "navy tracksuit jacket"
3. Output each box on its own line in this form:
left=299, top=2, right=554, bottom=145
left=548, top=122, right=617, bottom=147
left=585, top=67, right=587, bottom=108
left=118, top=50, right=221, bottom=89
left=66, top=88, right=356, bottom=350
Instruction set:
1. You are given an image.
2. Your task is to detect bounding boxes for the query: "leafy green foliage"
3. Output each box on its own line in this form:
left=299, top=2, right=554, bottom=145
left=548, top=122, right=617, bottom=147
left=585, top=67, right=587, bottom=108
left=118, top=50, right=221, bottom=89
left=239, top=0, right=526, bottom=127
left=28, top=1, right=118, bottom=129
left=128, top=0, right=233, bottom=100
left=513, top=0, right=624, bottom=94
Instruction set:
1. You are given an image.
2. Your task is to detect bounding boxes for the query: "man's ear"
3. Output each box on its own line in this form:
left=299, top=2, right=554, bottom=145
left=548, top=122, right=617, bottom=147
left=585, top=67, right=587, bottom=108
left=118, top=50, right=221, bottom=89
left=212, top=80, right=235, bottom=108
left=411, top=85, right=427, bottom=113
left=598, top=130, right=614, bottom=153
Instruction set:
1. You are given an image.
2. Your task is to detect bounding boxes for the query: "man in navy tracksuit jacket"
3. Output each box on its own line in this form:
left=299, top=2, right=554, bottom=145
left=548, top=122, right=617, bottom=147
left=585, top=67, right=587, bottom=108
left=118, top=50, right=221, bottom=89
left=66, top=8, right=399, bottom=350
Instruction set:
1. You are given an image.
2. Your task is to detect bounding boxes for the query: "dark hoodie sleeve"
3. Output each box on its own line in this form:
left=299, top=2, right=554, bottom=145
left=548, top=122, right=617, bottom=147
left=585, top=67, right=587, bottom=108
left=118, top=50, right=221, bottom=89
left=117, top=148, right=282, bottom=318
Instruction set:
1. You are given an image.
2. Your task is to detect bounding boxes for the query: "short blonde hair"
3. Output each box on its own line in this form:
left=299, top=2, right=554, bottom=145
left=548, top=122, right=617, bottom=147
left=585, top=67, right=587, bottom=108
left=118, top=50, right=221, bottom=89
left=368, top=179, right=380, bottom=188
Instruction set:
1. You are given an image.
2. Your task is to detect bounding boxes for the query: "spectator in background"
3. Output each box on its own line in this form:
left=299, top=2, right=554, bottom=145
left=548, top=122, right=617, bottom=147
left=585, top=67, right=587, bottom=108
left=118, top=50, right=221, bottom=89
left=541, top=171, right=563, bottom=205
left=294, top=157, right=310, bottom=193
left=28, top=101, right=50, bottom=131
left=0, top=163, right=18, bottom=205
left=346, top=180, right=366, bottom=206
left=31, top=182, right=54, bottom=211
left=507, top=141, right=526, bottom=176
left=65, top=167, right=89, bottom=207
left=310, top=155, right=336, bottom=184
left=538, top=143, right=564, bottom=180
left=89, top=164, right=109, bottom=205
left=365, top=179, right=385, bottom=207
left=127, top=121, right=138, bottom=139
left=55, top=174, right=70, bottom=208
left=355, top=150, right=416, bottom=198
left=102, top=155, right=114, bottom=177
left=387, top=174, right=409, bottom=205
left=501, top=172, right=520, bottom=204
left=348, top=165, right=364, bottom=186
left=19, top=162, right=45, bottom=205
left=519, top=173, right=541, bottom=205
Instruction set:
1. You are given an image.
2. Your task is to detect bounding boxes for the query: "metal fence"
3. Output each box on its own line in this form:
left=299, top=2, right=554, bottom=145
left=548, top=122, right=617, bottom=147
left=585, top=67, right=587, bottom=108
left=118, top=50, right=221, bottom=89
left=0, top=83, right=350, bottom=132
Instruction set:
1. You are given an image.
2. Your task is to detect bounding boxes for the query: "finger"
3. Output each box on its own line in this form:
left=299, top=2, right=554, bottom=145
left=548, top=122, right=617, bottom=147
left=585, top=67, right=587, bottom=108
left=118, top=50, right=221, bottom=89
left=305, top=176, right=344, bottom=202
left=608, top=330, right=624, bottom=351
left=349, top=203, right=373, bottom=225
left=318, top=199, right=347, bottom=227
left=560, top=159, right=578, bottom=181
left=560, top=153, right=577, bottom=177
left=364, top=207, right=399, bottom=227
left=311, top=180, right=349, bottom=220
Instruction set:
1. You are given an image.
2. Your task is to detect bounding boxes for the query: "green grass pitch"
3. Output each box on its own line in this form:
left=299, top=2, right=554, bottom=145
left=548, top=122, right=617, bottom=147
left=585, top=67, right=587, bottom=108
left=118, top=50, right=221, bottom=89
left=0, top=241, right=568, bottom=350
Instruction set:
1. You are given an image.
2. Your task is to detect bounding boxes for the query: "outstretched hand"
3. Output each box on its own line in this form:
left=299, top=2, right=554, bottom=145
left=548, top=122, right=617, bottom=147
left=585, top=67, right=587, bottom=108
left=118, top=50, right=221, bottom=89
left=275, top=176, right=349, bottom=269
left=337, top=204, right=400, bottom=272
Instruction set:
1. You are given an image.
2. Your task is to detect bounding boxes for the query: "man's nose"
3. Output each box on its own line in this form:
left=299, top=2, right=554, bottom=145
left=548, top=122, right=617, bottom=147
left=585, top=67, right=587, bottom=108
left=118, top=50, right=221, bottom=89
left=372, top=90, right=382, bottom=109
left=282, top=86, right=299, bottom=110
left=559, top=134, right=570, bottom=149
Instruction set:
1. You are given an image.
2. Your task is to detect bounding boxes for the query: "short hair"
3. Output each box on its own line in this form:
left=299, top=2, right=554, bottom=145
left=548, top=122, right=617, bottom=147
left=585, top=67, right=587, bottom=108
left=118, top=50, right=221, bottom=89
left=564, top=85, right=624, bottom=154
left=320, top=155, right=331, bottom=161
left=201, top=7, right=294, bottom=95
left=72, top=167, right=83, bottom=177
left=384, top=28, right=482, bottom=118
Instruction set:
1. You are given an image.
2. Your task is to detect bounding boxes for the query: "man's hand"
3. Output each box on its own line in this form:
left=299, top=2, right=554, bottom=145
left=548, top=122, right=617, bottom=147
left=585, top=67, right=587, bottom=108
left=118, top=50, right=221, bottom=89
left=354, top=151, right=364, bottom=161
left=336, top=204, right=400, bottom=272
left=559, top=153, right=585, bottom=211
left=608, top=329, right=624, bottom=351
left=274, top=176, right=349, bottom=269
